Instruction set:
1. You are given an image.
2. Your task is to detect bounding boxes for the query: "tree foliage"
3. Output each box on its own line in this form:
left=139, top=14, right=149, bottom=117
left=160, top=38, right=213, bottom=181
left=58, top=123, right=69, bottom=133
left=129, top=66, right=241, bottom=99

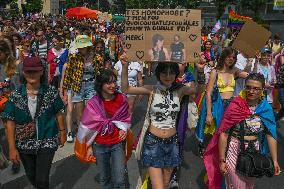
left=66, top=0, right=77, bottom=9
left=0, top=0, right=14, bottom=8
left=9, top=0, right=20, bottom=17
left=214, top=0, right=230, bottom=19
left=126, top=0, right=200, bottom=9
left=239, top=0, right=268, bottom=21
left=112, top=0, right=126, bottom=14
left=25, top=0, right=43, bottom=13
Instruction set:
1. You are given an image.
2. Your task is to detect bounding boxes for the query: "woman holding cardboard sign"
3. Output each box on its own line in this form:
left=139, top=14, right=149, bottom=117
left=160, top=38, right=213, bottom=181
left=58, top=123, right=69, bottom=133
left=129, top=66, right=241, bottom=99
left=121, top=53, right=195, bottom=189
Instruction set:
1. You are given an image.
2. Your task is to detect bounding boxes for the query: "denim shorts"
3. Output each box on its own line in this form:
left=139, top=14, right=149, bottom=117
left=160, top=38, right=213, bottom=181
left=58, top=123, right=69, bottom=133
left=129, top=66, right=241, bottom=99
left=71, top=81, right=96, bottom=103
left=141, top=132, right=181, bottom=168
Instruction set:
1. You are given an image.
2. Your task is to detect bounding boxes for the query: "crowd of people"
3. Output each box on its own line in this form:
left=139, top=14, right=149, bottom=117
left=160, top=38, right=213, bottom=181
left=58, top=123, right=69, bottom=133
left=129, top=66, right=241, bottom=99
left=0, top=13, right=283, bottom=189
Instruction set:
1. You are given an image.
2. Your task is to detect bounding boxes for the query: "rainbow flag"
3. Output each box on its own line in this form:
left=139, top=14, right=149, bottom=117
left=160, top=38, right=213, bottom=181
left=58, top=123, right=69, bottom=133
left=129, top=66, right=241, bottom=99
left=228, top=10, right=252, bottom=28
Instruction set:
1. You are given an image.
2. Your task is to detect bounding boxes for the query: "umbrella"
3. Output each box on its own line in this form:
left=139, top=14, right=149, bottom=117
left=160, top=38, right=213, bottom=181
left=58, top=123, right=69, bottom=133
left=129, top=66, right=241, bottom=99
left=112, top=15, right=125, bottom=22
left=65, top=7, right=98, bottom=20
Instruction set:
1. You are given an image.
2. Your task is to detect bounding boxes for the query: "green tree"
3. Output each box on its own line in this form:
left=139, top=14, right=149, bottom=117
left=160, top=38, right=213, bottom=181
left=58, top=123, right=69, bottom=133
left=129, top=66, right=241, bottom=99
left=239, top=0, right=268, bottom=21
left=9, top=0, right=20, bottom=17
left=214, top=0, right=230, bottom=19
left=0, top=0, right=13, bottom=8
left=66, top=0, right=78, bottom=8
left=26, top=0, right=43, bottom=13
left=98, top=0, right=110, bottom=12
left=113, top=0, right=126, bottom=14
left=126, top=0, right=199, bottom=9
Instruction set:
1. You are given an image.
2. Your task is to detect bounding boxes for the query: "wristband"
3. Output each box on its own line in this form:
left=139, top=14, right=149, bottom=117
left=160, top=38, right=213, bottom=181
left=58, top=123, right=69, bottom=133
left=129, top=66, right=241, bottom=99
left=219, top=158, right=226, bottom=163
left=59, top=129, right=66, bottom=132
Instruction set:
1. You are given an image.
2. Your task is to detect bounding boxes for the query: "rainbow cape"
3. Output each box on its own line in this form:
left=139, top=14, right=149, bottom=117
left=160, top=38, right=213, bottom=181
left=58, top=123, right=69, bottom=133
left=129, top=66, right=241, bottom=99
left=228, top=10, right=252, bottom=28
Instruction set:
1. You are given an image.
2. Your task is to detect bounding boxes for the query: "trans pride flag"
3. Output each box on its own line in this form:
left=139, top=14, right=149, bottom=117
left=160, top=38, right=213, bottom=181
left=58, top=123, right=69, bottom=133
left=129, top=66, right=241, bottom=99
left=211, top=20, right=222, bottom=34
left=228, top=10, right=252, bottom=28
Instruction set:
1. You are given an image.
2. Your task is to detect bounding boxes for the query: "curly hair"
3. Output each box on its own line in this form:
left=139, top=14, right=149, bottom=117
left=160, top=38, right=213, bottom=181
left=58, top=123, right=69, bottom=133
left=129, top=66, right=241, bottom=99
left=245, top=73, right=265, bottom=88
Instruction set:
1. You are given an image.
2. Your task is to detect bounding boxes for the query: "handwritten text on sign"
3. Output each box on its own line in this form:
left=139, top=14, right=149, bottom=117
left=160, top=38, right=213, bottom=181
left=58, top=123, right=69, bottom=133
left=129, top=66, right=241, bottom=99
left=125, top=9, right=201, bottom=62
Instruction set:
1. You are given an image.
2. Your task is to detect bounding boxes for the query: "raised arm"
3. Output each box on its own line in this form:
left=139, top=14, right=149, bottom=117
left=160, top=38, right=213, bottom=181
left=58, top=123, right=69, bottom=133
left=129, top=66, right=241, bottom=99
left=121, top=59, right=152, bottom=95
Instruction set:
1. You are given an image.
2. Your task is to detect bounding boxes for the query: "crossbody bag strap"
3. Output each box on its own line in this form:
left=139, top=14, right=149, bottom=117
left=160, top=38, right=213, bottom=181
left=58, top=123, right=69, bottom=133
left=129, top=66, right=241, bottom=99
left=239, top=120, right=246, bottom=152
left=145, top=87, right=155, bottom=119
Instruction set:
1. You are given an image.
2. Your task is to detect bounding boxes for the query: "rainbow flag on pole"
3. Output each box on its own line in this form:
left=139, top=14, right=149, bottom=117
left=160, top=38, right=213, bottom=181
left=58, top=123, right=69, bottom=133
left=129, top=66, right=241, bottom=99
left=228, top=10, right=252, bottom=28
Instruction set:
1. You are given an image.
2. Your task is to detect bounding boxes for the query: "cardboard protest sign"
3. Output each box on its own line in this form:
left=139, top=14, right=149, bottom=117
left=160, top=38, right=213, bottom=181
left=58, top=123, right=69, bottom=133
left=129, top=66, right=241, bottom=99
left=232, top=20, right=271, bottom=58
left=125, top=9, right=201, bottom=62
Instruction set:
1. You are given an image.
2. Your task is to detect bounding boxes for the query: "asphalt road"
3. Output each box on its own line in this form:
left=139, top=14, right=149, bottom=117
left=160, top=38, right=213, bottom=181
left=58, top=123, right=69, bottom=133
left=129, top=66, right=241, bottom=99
left=1, top=76, right=284, bottom=189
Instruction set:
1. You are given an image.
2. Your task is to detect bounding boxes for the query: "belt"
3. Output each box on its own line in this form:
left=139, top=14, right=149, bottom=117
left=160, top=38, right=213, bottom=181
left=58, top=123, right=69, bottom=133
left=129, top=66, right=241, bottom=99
left=146, top=131, right=178, bottom=144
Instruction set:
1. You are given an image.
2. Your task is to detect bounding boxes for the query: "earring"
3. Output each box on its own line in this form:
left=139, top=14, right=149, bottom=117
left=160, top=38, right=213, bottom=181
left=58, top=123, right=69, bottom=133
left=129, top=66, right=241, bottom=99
left=260, top=91, right=265, bottom=100
left=240, top=90, right=247, bottom=99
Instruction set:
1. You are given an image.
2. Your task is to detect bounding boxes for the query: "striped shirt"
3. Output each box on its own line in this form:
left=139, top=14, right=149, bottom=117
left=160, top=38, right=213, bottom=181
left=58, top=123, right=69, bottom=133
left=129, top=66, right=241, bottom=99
left=32, top=41, right=48, bottom=59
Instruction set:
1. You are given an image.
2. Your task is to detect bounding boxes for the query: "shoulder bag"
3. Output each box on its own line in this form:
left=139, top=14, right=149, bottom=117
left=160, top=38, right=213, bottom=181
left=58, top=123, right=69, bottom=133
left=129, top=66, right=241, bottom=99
left=236, top=120, right=275, bottom=178
left=134, top=90, right=154, bottom=160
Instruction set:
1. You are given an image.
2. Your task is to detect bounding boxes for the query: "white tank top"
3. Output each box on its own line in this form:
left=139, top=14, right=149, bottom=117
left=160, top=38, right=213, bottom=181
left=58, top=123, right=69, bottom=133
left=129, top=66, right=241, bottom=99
left=150, top=89, right=180, bottom=129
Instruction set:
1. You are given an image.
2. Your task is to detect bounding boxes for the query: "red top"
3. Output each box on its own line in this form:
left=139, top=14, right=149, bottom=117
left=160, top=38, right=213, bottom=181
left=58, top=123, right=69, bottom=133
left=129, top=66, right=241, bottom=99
left=95, top=93, right=124, bottom=145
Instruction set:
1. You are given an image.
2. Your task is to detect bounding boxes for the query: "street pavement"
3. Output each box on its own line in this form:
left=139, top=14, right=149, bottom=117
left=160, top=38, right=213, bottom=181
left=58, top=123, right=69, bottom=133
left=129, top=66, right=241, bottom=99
left=1, top=76, right=284, bottom=189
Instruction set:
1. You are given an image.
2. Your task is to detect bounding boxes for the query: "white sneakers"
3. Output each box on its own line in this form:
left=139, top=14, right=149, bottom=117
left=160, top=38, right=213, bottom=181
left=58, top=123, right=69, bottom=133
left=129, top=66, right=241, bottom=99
left=67, top=132, right=73, bottom=143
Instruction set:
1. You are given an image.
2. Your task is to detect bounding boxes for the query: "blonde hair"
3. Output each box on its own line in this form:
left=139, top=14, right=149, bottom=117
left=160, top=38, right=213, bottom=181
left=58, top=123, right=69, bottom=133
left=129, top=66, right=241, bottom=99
left=0, top=40, right=16, bottom=78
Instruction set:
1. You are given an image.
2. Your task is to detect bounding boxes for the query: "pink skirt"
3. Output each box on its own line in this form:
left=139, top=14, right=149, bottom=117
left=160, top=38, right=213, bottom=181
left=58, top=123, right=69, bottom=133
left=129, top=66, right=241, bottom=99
left=225, top=137, right=259, bottom=189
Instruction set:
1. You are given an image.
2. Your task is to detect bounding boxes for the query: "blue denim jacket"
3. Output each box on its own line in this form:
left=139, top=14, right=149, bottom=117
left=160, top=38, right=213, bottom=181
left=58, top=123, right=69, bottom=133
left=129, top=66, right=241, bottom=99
left=1, top=84, right=65, bottom=153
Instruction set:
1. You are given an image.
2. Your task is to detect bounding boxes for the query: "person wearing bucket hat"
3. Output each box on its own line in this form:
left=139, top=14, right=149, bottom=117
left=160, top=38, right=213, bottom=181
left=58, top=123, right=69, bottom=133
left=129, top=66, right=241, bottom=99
left=62, top=35, right=104, bottom=139
left=2, top=56, right=66, bottom=189
left=74, top=35, right=93, bottom=49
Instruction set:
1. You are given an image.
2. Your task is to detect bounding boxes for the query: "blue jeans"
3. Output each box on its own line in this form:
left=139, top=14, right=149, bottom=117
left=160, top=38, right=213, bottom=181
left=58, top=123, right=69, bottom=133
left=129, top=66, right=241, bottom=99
left=71, top=81, right=96, bottom=103
left=93, top=142, right=126, bottom=189
left=279, top=87, right=284, bottom=118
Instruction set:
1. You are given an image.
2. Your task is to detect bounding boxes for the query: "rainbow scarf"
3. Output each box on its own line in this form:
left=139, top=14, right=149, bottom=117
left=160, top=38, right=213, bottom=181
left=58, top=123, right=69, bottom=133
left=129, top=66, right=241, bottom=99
left=228, top=10, right=252, bottom=28
left=203, top=91, right=277, bottom=189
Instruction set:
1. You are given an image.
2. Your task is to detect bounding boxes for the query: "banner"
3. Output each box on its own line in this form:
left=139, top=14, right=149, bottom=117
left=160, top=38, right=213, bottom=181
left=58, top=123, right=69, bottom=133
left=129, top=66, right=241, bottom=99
left=228, top=10, right=252, bottom=28
left=274, top=0, right=284, bottom=10
left=232, top=20, right=271, bottom=58
left=125, top=9, right=201, bottom=62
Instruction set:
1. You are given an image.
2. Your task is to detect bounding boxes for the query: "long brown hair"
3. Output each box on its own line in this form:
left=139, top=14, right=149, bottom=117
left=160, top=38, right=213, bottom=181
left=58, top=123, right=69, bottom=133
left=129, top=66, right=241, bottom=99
left=0, top=40, right=17, bottom=78
left=215, top=47, right=237, bottom=71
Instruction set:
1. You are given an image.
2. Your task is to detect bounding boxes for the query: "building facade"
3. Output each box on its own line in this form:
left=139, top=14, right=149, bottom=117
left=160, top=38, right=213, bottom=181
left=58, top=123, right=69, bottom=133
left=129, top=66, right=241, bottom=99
left=42, top=0, right=66, bottom=15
